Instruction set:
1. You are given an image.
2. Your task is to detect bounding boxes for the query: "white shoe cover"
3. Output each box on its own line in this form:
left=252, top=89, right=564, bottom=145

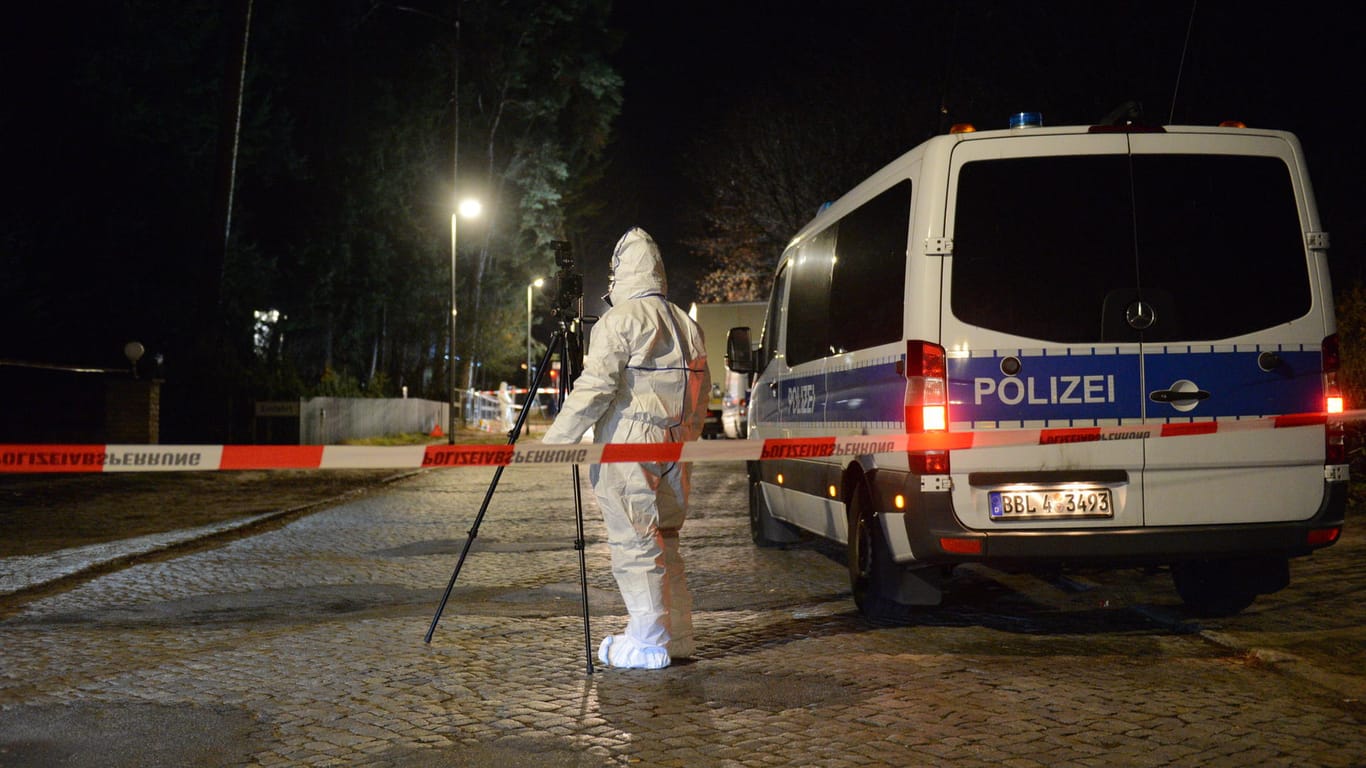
left=598, top=634, right=670, bottom=669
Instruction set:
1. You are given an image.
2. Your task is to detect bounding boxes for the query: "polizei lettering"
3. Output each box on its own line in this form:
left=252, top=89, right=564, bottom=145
left=762, top=442, right=834, bottom=459
left=761, top=439, right=898, bottom=460
left=974, top=374, right=1116, bottom=406
left=421, top=446, right=591, bottom=467
left=831, top=440, right=897, bottom=456
left=0, top=450, right=206, bottom=469
left=785, top=384, right=816, bottom=415
left=423, top=448, right=513, bottom=466
left=1041, top=429, right=1153, bottom=445
left=106, top=451, right=204, bottom=467
left=513, top=448, right=589, bottom=465
left=0, top=450, right=107, bottom=468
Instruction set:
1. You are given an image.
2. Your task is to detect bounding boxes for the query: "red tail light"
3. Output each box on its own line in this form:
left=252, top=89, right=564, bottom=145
left=1307, top=527, right=1341, bottom=547
left=1324, top=335, right=1346, bottom=464
left=905, top=341, right=949, bottom=474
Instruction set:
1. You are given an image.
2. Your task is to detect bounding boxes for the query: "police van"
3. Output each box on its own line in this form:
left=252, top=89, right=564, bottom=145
left=726, top=114, right=1348, bottom=618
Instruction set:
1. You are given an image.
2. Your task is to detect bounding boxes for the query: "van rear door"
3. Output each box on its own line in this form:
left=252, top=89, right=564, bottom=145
left=941, top=132, right=1147, bottom=531
left=940, top=129, right=1328, bottom=532
left=1125, top=132, right=1327, bottom=526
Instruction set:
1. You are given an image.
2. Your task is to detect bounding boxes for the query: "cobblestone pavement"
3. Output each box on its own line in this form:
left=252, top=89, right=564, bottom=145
left=0, top=463, right=1362, bottom=767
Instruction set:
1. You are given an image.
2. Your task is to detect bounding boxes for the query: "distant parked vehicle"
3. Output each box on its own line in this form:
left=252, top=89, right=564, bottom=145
left=702, top=382, right=724, bottom=439
left=721, top=369, right=749, bottom=439
left=689, top=301, right=766, bottom=440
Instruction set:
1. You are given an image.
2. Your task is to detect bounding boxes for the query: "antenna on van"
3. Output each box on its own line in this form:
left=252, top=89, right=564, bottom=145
left=1167, top=0, right=1200, bottom=124
left=936, top=4, right=963, bottom=134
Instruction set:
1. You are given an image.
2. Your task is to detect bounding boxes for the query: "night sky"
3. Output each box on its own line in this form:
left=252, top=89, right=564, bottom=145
left=602, top=1, right=1366, bottom=307
left=4, top=1, right=1364, bottom=359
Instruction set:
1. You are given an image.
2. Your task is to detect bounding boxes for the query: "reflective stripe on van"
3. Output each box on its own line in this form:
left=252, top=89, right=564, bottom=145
left=948, top=344, right=1322, bottom=428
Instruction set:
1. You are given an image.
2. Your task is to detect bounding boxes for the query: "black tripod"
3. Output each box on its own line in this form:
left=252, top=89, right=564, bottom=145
left=423, top=306, right=596, bottom=675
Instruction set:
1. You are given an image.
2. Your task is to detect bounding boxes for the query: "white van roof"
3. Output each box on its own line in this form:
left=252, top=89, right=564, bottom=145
left=788, top=123, right=1304, bottom=249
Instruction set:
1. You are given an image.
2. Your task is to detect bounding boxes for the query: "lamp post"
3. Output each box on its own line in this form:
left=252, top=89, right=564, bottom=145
left=526, top=278, right=544, bottom=393
left=448, top=197, right=482, bottom=443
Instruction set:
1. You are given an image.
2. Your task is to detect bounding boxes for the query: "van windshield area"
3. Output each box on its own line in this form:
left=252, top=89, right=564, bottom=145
left=950, top=153, right=1310, bottom=343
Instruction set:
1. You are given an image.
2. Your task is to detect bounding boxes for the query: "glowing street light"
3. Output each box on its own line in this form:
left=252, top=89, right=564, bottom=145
left=457, top=198, right=482, bottom=219
left=448, top=197, right=482, bottom=443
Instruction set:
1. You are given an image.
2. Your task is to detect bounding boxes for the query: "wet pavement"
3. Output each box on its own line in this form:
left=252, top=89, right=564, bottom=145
left=0, top=462, right=1362, bottom=766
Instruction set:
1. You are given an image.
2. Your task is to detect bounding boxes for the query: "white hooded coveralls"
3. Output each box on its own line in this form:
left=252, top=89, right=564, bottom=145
left=542, top=228, right=710, bottom=668
left=497, top=381, right=517, bottom=432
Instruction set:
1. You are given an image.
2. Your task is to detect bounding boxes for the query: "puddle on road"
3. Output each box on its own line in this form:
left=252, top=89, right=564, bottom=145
left=370, top=736, right=611, bottom=768
left=374, top=538, right=575, bottom=557
left=0, top=702, right=260, bottom=768
left=13, top=584, right=437, bottom=627
left=594, top=668, right=861, bottom=712
left=9, top=582, right=625, bottom=627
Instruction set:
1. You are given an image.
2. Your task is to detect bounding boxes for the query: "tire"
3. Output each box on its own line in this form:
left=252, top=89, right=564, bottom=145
left=847, top=485, right=903, bottom=620
left=1171, top=559, right=1274, bottom=617
left=749, top=473, right=799, bottom=548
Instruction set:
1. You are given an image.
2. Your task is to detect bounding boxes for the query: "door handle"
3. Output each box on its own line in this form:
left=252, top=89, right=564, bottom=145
left=1149, top=388, right=1210, bottom=403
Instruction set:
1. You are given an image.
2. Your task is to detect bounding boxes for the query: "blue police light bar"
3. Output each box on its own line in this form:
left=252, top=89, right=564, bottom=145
left=1009, top=112, right=1043, bottom=129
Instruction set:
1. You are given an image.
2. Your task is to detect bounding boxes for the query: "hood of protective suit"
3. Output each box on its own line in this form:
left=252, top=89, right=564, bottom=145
left=607, top=228, right=667, bottom=307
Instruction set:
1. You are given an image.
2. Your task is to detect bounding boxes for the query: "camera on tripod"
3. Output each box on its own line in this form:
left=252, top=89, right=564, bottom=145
left=550, top=240, right=582, bottom=318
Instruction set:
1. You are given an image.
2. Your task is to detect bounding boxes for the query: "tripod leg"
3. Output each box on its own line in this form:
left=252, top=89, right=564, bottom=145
left=557, top=319, right=595, bottom=674
left=573, top=463, right=593, bottom=674
left=424, top=333, right=562, bottom=644
left=423, top=463, right=505, bottom=643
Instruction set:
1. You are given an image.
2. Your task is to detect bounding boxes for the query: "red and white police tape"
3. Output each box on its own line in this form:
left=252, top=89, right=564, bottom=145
left=1, top=410, right=1358, bottom=474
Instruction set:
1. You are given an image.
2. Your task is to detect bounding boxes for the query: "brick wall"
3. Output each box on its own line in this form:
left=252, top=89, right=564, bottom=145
left=104, top=379, right=161, bottom=444
left=0, top=367, right=160, bottom=444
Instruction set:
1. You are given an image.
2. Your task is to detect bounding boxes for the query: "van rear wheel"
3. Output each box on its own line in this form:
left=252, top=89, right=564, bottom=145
left=1171, top=558, right=1284, bottom=617
left=847, top=486, right=901, bottom=619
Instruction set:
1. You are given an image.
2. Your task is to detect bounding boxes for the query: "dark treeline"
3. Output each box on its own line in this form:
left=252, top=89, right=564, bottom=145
left=4, top=2, right=1364, bottom=443
left=2, top=0, right=622, bottom=441
left=682, top=3, right=1364, bottom=302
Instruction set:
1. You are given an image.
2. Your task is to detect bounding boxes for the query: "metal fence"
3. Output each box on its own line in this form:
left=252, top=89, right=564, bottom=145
left=467, top=391, right=503, bottom=433
left=297, top=397, right=447, bottom=445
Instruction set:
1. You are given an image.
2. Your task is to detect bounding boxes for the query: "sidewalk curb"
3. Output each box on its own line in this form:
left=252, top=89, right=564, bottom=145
left=1199, top=629, right=1366, bottom=703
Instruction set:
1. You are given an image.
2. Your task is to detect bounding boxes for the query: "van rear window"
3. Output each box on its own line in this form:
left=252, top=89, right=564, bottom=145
left=951, top=154, right=1310, bottom=343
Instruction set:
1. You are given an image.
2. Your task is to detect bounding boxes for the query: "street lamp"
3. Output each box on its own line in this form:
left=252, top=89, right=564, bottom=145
left=526, top=278, right=544, bottom=393
left=448, top=197, right=482, bottom=443
left=123, top=341, right=145, bottom=379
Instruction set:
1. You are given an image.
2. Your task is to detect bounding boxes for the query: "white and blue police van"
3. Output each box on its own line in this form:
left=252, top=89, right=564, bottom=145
left=726, top=114, right=1348, bottom=618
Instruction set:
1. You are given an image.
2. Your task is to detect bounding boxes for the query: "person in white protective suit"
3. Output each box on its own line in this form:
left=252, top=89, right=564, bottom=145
left=497, top=381, right=517, bottom=433
left=541, top=227, right=710, bottom=670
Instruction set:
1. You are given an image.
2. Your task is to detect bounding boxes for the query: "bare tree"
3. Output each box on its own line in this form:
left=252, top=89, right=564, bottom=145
left=685, top=74, right=938, bottom=302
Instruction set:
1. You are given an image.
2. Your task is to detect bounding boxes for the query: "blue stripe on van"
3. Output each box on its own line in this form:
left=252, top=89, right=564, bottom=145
left=950, top=347, right=1322, bottom=424
left=1144, top=348, right=1322, bottom=417
left=776, top=360, right=903, bottom=424
left=826, top=360, right=904, bottom=423
left=771, top=346, right=1323, bottom=428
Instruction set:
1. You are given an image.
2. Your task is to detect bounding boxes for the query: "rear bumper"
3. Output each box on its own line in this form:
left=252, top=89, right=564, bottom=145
left=872, top=470, right=1348, bottom=565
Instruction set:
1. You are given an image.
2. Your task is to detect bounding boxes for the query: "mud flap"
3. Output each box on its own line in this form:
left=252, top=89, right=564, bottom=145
left=890, top=564, right=943, bottom=606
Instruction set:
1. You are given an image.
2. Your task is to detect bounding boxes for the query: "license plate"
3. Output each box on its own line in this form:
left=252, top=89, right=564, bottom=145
left=989, top=488, right=1113, bottom=519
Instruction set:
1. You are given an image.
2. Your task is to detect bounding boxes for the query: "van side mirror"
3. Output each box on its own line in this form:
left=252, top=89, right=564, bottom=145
left=726, top=327, right=754, bottom=374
